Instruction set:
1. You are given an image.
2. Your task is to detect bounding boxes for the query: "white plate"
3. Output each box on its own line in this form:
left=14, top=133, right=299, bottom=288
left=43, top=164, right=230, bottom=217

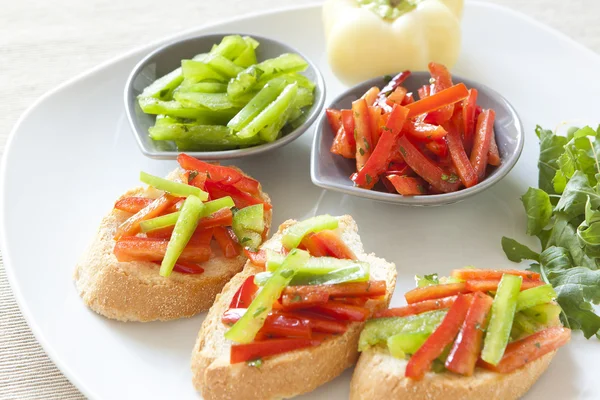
left=2, top=2, right=600, bottom=399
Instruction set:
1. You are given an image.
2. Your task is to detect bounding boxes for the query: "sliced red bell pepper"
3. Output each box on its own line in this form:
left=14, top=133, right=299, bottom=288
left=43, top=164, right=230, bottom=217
left=405, top=282, right=468, bottom=304
left=300, top=233, right=329, bottom=257
left=405, top=294, right=473, bottom=379
left=488, top=130, right=501, bottom=166
left=478, top=326, right=571, bottom=374
left=369, top=106, right=382, bottom=147
left=374, top=70, right=411, bottom=111
left=113, top=236, right=211, bottom=263
left=198, top=207, right=234, bottom=229
left=446, top=121, right=478, bottom=188
left=205, top=180, right=271, bottom=211
left=283, top=281, right=386, bottom=299
left=114, top=197, right=154, bottom=214
left=362, top=86, right=381, bottom=106
left=425, top=140, right=448, bottom=158
left=213, top=226, right=239, bottom=258
left=332, top=296, right=370, bottom=306
left=330, top=126, right=355, bottom=159
left=387, top=175, right=427, bottom=196
left=290, top=311, right=349, bottom=334
left=451, top=269, right=541, bottom=281
left=465, top=279, right=543, bottom=293
left=244, top=248, right=268, bottom=268
left=381, top=176, right=397, bottom=193
left=188, top=227, right=214, bottom=245
left=470, top=109, right=496, bottom=181
left=424, top=62, right=455, bottom=124
left=188, top=171, right=208, bottom=190
left=325, top=108, right=342, bottom=133
left=445, top=292, right=494, bottom=376
left=386, top=87, right=408, bottom=106
left=353, top=98, right=374, bottom=171
left=405, top=83, right=469, bottom=119
left=230, top=338, right=321, bottom=363
left=341, top=109, right=357, bottom=148
left=309, top=301, right=370, bottom=322
left=402, top=92, right=415, bottom=105
left=172, top=260, right=205, bottom=274
left=417, top=85, right=430, bottom=100
left=281, top=290, right=330, bottom=310
left=374, top=295, right=457, bottom=318
left=114, top=194, right=179, bottom=240
left=229, top=275, right=259, bottom=309
left=223, top=309, right=312, bottom=339
left=462, top=89, right=478, bottom=154
left=385, top=162, right=412, bottom=176
left=404, top=118, right=447, bottom=141
left=397, top=135, right=461, bottom=193
left=352, top=104, right=410, bottom=189
left=311, top=230, right=357, bottom=260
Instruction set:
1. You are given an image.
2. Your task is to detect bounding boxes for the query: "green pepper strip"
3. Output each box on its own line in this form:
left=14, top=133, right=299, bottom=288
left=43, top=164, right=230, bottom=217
left=139, top=171, right=208, bottom=200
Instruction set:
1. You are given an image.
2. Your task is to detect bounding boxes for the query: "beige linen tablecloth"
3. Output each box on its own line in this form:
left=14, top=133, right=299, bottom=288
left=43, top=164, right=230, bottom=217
left=1, top=0, right=598, bottom=398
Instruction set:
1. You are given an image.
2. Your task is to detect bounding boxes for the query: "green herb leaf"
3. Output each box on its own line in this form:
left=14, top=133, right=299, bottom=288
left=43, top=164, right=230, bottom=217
left=536, top=126, right=568, bottom=196
left=521, top=187, right=552, bottom=236
left=555, top=171, right=600, bottom=218
left=501, top=237, right=540, bottom=262
left=415, top=273, right=439, bottom=287
left=366, top=174, right=372, bottom=185
left=359, top=148, right=365, bottom=156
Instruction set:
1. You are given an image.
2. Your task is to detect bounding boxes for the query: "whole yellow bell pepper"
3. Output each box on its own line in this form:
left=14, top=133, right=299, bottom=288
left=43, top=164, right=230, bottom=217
left=323, top=0, right=464, bottom=85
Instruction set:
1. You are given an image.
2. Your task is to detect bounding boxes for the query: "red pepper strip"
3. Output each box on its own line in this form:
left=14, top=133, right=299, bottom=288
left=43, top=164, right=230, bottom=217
left=404, top=118, right=447, bottom=141
left=362, top=86, right=381, bottom=106
left=113, top=236, right=211, bottom=263
left=405, top=83, right=469, bottom=119
left=446, top=121, right=478, bottom=188
left=188, top=228, right=214, bottom=246
left=478, top=326, right=571, bottom=374
left=244, top=249, right=268, bottom=268
left=387, top=175, right=427, bottom=196
left=445, top=292, right=494, bottom=376
left=405, top=294, right=473, bottom=380
left=309, top=301, right=370, bottom=322
left=353, top=104, right=410, bottom=189
left=311, top=230, right=357, bottom=260
left=425, top=62, right=454, bottom=124
left=230, top=338, right=321, bottom=364
left=405, top=282, right=468, bottom=304
left=385, top=161, right=411, bottom=175
left=332, top=297, right=370, bottom=306
left=386, top=86, right=408, bottom=106
left=300, top=233, right=329, bottom=257
left=374, top=70, right=411, bottom=111
left=223, top=309, right=312, bottom=339
left=402, top=92, right=415, bottom=105
left=145, top=208, right=231, bottom=239
left=281, top=291, right=330, bottom=310
left=465, top=279, right=544, bottom=293
left=213, top=226, right=239, bottom=258
left=330, top=126, right=356, bottom=159
left=462, top=89, right=478, bottom=154
left=470, top=109, right=496, bottom=181
left=451, top=269, right=541, bottom=281
left=353, top=98, right=374, bottom=171
left=283, top=281, right=387, bottom=299
left=114, top=197, right=154, bottom=214
left=291, top=311, right=349, bottom=334
left=425, top=140, right=448, bottom=158
left=205, top=180, right=271, bottom=211
left=172, top=261, right=205, bottom=274
left=488, top=130, right=501, bottom=166
left=188, top=171, right=208, bottom=190
left=325, top=108, right=342, bottom=133
left=397, top=135, right=461, bottom=193
left=417, top=85, right=430, bottom=99
left=374, top=296, right=457, bottom=318
left=369, top=106, right=382, bottom=147
left=340, top=109, right=357, bottom=148
left=114, top=194, right=179, bottom=240
left=229, top=275, right=259, bottom=308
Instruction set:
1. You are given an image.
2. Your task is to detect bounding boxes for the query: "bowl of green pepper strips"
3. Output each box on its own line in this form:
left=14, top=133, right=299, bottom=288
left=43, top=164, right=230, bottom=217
left=125, top=34, right=325, bottom=160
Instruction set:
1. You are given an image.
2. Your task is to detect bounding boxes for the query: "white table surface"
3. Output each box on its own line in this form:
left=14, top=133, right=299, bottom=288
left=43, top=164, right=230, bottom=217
left=1, top=0, right=598, bottom=398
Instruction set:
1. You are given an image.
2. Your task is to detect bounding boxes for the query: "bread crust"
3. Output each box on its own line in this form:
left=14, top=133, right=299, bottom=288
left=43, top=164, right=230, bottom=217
left=191, top=215, right=397, bottom=400
left=350, top=348, right=557, bottom=400
left=73, top=167, right=271, bottom=322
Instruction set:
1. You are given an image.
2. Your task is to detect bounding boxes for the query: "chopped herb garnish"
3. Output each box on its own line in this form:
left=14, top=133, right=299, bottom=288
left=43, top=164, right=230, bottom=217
left=188, top=171, right=199, bottom=182
left=292, top=294, right=302, bottom=303
left=417, top=185, right=426, bottom=194
left=241, top=237, right=251, bottom=243
left=383, top=75, right=393, bottom=83
left=247, top=358, right=263, bottom=368
left=354, top=111, right=360, bottom=118
left=535, top=342, right=541, bottom=349
left=429, top=77, right=436, bottom=84
left=399, top=147, right=407, bottom=157
left=363, top=138, right=370, bottom=151
left=366, top=174, right=372, bottom=184
left=359, top=148, right=365, bottom=156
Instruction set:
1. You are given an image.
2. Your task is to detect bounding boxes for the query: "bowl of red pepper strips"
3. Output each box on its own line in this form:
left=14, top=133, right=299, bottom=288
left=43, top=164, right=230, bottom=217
left=311, top=63, right=524, bottom=206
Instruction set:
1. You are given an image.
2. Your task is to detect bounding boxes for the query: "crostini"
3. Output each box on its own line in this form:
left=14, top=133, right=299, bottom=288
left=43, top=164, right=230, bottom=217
left=350, top=268, right=571, bottom=400
left=74, top=154, right=271, bottom=322
left=192, top=215, right=397, bottom=399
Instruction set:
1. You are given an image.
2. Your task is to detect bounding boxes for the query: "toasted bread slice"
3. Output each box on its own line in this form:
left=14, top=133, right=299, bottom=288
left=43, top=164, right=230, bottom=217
left=191, top=215, right=397, bottom=400
left=73, top=167, right=271, bottom=322
left=350, top=348, right=557, bottom=400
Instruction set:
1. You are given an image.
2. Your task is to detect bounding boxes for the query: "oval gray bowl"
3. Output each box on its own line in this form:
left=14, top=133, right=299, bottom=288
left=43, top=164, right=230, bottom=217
left=125, top=33, right=325, bottom=160
left=311, top=72, right=524, bottom=206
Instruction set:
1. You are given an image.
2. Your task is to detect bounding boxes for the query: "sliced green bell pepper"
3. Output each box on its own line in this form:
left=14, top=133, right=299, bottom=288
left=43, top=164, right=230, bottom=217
left=233, top=36, right=259, bottom=68
left=139, top=67, right=183, bottom=100
left=227, top=78, right=288, bottom=132
left=224, top=248, right=311, bottom=343
left=387, top=332, right=429, bottom=359
left=254, top=263, right=369, bottom=286
left=232, top=204, right=264, bottom=233
left=265, top=252, right=360, bottom=273
left=204, top=53, right=244, bottom=78
left=174, top=92, right=246, bottom=112
left=481, top=274, right=522, bottom=365
left=210, top=35, right=248, bottom=60
left=521, top=303, right=562, bottom=325
left=176, top=82, right=227, bottom=94
left=515, top=284, right=556, bottom=312
left=139, top=171, right=208, bottom=200
left=281, top=215, right=339, bottom=250
left=181, top=60, right=228, bottom=83
left=159, top=195, right=205, bottom=277
left=227, top=65, right=264, bottom=100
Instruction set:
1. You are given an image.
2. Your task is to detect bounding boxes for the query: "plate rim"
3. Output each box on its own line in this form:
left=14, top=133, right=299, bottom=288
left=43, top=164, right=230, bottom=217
left=2, top=1, right=600, bottom=399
